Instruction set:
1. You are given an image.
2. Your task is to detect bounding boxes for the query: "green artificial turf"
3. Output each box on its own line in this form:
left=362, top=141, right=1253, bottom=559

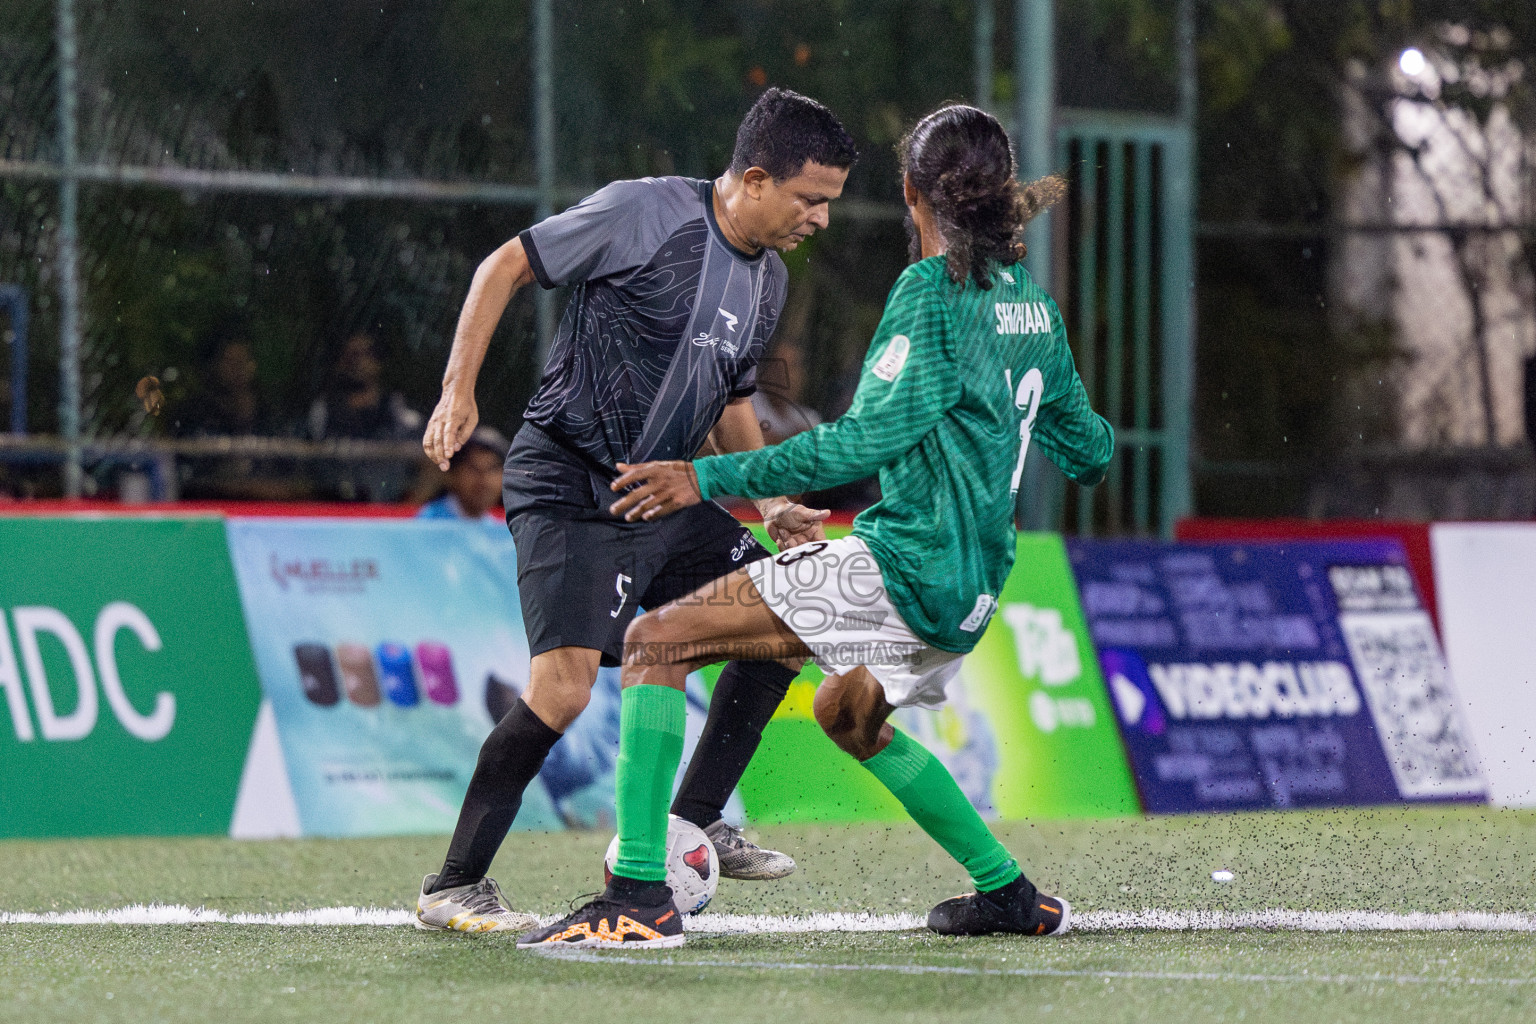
left=2, top=806, right=1535, bottom=1024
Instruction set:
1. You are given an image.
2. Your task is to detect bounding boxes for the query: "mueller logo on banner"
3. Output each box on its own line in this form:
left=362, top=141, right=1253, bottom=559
left=0, top=602, right=175, bottom=743
left=269, top=554, right=380, bottom=594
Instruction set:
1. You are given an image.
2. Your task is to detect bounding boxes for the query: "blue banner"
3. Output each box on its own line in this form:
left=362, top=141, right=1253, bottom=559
left=1068, top=539, right=1485, bottom=814
left=225, top=519, right=727, bottom=837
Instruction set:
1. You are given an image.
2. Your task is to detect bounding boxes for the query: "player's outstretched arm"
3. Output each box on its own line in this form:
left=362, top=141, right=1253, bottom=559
left=706, top=398, right=830, bottom=547
left=691, top=275, right=962, bottom=503
left=424, top=237, right=536, bottom=470
left=609, top=458, right=829, bottom=550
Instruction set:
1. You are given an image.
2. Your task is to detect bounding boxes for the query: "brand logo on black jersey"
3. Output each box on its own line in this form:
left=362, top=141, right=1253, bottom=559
left=718, top=307, right=739, bottom=332
left=995, top=301, right=1050, bottom=335
left=692, top=331, right=740, bottom=356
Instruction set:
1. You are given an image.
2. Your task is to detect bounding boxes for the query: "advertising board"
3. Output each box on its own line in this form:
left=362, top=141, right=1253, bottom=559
left=0, top=517, right=263, bottom=837
left=1070, top=539, right=1485, bottom=813
left=0, top=513, right=1148, bottom=838
left=225, top=518, right=730, bottom=837
left=226, top=519, right=533, bottom=836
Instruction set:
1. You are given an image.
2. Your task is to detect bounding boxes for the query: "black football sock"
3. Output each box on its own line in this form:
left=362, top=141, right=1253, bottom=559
left=430, top=698, right=562, bottom=893
left=670, top=659, right=796, bottom=828
left=604, top=872, right=671, bottom=903
left=982, top=872, right=1038, bottom=906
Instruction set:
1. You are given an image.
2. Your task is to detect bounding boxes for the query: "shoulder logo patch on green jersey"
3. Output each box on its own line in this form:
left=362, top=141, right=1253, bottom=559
left=995, top=301, right=1050, bottom=335
left=872, top=334, right=910, bottom=382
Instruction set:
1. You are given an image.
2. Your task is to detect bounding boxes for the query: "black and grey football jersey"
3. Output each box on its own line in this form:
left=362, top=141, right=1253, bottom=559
left=518, top=176, right=787, bottom=470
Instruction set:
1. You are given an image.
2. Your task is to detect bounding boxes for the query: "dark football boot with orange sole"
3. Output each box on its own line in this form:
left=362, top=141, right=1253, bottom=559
left=516, top=884, right=684, bottom=949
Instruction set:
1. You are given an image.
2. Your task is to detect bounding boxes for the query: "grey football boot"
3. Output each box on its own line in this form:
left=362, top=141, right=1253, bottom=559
left=704, top=819, right=796, bottom=880
left=415, top=874, right=540, bottom=933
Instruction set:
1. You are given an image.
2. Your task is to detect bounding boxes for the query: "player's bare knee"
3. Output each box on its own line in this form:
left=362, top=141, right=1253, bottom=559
left=530, top=647, right=600, bottom=686
left=523, top=652, right=597, bottom=730
left=525, top=677, right=589, bottom=730
left=623, top=610, right=672, bottom=666
left=813, top=675, right=863, bottom=754
left=812, top=675, right=839, bottom=734
left=628, top=605, right=708, bottom=669
left=817, top=670, right=895, bottom=760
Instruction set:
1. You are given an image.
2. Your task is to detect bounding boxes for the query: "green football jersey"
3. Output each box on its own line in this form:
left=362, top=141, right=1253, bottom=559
left=695, top=255, right=1114, bottom=653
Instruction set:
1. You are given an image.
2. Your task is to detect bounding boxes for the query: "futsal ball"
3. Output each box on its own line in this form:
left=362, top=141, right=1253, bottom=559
left=603, top=814, right=719, bottom=915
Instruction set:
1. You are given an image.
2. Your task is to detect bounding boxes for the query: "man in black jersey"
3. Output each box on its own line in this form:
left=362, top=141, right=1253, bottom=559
left=414, top=88, right=858, bottom=932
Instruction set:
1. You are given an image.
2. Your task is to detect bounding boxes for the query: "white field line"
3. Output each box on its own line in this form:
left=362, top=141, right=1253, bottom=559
left=0, top=905, right=412, bottom=927
left=536, top=948, right=1536, bottom=987
left=3, top=905, right=1536, bottom=933
left=1079, top=909, right=1536, bottom=933
left=694, top=912, right=927, bottom=933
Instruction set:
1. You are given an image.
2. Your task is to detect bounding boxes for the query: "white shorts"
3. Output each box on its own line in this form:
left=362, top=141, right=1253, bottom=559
left=745, top=535, right=964, bottom=709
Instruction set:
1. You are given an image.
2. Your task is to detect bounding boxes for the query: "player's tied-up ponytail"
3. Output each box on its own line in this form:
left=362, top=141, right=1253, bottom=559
left=900, top=104, right=1065, bottom=289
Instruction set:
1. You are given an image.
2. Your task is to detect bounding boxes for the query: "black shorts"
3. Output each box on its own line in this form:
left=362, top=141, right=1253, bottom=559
left=502, top=425, right=771, bottom=666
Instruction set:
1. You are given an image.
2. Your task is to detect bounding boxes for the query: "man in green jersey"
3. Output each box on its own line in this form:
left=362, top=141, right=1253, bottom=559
left=517, top=104, right=1113, bottom=949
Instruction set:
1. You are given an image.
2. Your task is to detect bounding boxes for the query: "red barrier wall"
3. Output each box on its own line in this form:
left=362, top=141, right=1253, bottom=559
left=0, top=498, right=862, bottom=526
left=0, top=499, right=422, bottom=518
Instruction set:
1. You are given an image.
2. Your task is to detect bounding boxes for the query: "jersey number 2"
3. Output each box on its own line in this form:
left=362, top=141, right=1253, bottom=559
left=1005, top=368, right=1043, bottom=497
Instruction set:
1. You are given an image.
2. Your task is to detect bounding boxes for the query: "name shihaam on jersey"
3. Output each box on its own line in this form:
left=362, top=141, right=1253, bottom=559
left=995, top=301, right=1051, bottom=335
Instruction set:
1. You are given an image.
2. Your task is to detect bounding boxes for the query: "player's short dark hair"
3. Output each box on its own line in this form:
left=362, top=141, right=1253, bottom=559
left=730, top=87, right=857, bottom=182
left=899, top=103, right=1065, bottom=289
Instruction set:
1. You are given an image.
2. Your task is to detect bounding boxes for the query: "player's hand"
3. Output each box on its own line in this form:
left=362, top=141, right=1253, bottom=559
left=424, top=383, right=478, bottom=471
left=759, top=497, right=830, bottom=550
left=609, top=461, right=703, bottom=522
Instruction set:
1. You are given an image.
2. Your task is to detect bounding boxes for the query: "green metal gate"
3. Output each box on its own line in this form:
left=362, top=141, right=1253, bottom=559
left=1054, top=109, right=1194, bottom=538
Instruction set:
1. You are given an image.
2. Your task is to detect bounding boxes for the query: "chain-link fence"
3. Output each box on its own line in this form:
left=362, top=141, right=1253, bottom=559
left=3, top=1, right=1209, bottom=524
left=3, top=0, right=984, bottom=503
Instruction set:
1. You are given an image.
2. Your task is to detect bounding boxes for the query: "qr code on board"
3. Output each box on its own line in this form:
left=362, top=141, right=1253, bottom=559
left=1338, top=610, right=1485, bottom=799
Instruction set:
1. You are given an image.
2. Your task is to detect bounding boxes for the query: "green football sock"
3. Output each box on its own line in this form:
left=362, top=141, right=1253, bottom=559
left=860, top=727, right=1022, bottom=892
left=612, top=684, right=686, bottom=883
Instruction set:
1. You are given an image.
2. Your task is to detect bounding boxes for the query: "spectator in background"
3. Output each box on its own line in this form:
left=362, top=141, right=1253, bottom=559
left=178, top=324, right=273, bottom=438
left=417, top=426, right=508, bottom=521
left=175, top=323, right=311, bottom=500
left=308, top=330, right=422, bottom=441
left=309, top=330, right=423, bottom=501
